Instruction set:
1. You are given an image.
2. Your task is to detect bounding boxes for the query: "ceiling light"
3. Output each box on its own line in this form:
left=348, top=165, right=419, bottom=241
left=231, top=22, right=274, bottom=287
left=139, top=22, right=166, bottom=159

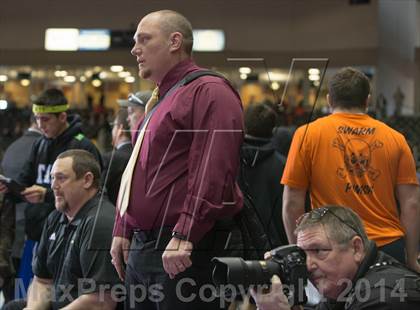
left=110, top=65, right=124, bottom=72
left=45, top=28, right=78, bottom=51
left=308, top=68, right=320, bottom=75
left=20, top=79, right=31, bottom=87
left=308, top=74, right=320, bottom=81
left=92, top=79, right=102, bottom=87
left=271, top=82, right=280, bottom=90
left=99, top=72, right=108, bottom=79
left=54, top=70, right=67, bottom=77
left=192, top=30, right=225, bottom=52
left=239, top=67, right=252, bottom=74
left=118, top=71, right=131, bottom=78
left=64, top=76, right=76, bottom=83
left=124, top=76, right=135, bottom=83
left=0, top=75, right=8, bottom=82
left=240, top=73, right=248, bottom=80
left=0, top=100, right=7, bottom=110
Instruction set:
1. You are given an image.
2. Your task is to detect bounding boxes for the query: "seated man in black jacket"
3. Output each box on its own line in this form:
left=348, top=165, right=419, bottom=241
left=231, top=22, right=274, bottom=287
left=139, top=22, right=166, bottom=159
left=4, top=150, right=121, bottom=310
left=251, top=206, right=420, bottom=310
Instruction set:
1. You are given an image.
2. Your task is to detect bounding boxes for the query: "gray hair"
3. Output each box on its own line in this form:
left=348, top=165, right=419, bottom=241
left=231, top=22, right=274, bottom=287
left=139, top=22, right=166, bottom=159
left=295, top=205, right=369, bottom=247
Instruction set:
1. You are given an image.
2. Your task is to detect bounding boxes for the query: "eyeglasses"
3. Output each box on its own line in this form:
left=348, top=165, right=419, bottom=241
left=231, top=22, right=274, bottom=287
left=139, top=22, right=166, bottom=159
left=128, top=93, right=144, bottom=105
left=296, top=207, right=360, bottom=237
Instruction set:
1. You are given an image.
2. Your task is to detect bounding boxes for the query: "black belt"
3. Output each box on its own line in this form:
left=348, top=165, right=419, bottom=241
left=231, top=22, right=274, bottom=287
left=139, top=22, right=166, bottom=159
left=133, top=226, right=173, bottom=243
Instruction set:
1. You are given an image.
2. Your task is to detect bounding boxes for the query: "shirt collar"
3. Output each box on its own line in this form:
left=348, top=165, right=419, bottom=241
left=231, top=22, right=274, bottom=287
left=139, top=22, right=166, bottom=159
left=157, top=58, right=200, bottom=98
left=58, top=193, right=100, bottom=226
left=116, top=141, right=131, bottom=150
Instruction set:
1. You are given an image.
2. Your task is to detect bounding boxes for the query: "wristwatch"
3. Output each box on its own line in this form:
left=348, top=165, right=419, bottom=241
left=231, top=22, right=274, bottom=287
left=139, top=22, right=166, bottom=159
left=171, top=231, right=188, bottom=241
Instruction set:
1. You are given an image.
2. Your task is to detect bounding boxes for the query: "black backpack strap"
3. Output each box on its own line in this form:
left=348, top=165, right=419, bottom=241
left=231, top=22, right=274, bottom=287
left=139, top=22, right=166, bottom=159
left=137, top=70, right=226, bottom=134
left=180, top=70, right=227, bottom=86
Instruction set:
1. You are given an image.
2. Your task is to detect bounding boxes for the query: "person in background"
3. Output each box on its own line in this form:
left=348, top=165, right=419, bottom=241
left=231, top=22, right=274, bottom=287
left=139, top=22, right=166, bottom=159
left=102, top=109, right=133, bottom=205
left=0, top=88, right=103, bottom=241
left=281, top=67, right=420, bottom=272
left=0, top=117, right=42, bottom=302
left=240, top=103, right=288, bottom=247
left=0, top=88, right=103, bottom=296
left=117, top=91, right=151, bottom=138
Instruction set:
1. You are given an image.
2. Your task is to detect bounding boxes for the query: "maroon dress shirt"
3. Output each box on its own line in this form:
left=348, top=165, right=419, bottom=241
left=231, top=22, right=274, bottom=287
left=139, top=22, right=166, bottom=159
left=113, top=59, right=244, bottom=243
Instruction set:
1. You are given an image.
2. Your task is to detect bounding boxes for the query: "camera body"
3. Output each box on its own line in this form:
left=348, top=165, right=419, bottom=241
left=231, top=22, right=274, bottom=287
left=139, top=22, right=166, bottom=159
left=212, top=245, right=308, bottom=305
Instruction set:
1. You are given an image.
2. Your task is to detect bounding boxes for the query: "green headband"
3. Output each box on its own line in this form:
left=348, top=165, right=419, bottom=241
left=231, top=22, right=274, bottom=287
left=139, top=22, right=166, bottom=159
left=32, top=104, right=69, bottom=114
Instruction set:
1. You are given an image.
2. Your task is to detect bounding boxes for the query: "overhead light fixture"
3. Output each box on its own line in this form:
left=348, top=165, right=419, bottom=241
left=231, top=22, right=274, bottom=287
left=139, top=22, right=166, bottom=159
left=124, top=76, right=135, bottom=83
left=64, top=76, right=76, bottom=83
left=92, top=79, right=102, bottom=87
left=18, top=72, right=31, bottom=86
left=80, top=76, right=87, bottom=82
left=271, top=82, right=280, bottom=90
left=239, top=67, right=251, bottom=74
left=20, top=79, right=31, bottom=87
left=45, top=28, right=110, bottom=51
left=78, top=29, right=110, bottom=51
left=54, top=70, right=68, bottom=77
left=110, top=65, right=124, bottom=72
left=308, top=74, right=320, bottom=81
left=45, top=28, right=79, bottom=51
left=0, top=100, right=8, bottom=110
left=99, top=72, right=108, bottom=79
left=0, top=75, right=8, bottom=82
left=308, top=68, right=320, bottom=75
left=193, top=29, right=225, bottom=52
left=240, top=73, right=248, bottom=80
left=118, top=71, right=131, bottom=78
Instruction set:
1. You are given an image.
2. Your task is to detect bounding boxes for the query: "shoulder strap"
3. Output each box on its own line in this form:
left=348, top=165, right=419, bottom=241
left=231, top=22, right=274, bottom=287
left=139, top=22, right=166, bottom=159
left=138, top=70, right=229, bottom=133
left=180, top=70, right=227, bottom=86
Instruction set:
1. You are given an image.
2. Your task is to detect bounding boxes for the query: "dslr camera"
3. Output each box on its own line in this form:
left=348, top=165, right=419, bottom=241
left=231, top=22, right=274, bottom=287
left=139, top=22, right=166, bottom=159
left=212, top=245, right=308, bottom=306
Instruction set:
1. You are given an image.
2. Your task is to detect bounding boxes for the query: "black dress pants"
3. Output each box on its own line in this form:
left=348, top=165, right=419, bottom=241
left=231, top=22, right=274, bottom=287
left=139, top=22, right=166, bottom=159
left=124, top=228, right=240, bottom=310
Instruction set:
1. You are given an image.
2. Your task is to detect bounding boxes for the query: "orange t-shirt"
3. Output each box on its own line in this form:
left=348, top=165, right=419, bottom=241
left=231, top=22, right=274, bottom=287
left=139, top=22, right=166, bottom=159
left=281, top=113, right=419, bottom=246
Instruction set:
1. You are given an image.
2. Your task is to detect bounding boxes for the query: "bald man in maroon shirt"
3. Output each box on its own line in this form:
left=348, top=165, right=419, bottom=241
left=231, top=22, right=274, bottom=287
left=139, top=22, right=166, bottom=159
left=110, top=10, right=244, bottom=310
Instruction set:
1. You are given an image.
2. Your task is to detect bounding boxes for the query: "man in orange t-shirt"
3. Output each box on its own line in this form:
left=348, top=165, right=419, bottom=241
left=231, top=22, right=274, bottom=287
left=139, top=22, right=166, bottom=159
left=281, top=67, right=420, bottom=273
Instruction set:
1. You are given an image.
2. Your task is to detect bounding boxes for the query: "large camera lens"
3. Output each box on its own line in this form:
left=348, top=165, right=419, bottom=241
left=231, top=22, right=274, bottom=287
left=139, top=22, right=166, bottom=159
left=212, top=257, right=281, bottom=287
left=212, top=245, right=308, bottom=306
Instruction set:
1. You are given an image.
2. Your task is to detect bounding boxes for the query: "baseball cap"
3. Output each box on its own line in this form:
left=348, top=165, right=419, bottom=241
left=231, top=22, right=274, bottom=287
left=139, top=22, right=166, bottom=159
left=117, top=90, right=152, bottom=108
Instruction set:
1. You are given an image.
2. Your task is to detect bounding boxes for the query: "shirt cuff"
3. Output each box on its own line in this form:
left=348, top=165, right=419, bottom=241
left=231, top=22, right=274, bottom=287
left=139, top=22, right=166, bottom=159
left=173, top=212, right=214, bottom=244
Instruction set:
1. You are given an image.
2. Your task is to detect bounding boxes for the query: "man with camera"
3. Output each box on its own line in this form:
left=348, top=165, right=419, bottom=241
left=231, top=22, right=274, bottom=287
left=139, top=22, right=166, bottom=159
left=251, top=206, right=420, bottom=309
